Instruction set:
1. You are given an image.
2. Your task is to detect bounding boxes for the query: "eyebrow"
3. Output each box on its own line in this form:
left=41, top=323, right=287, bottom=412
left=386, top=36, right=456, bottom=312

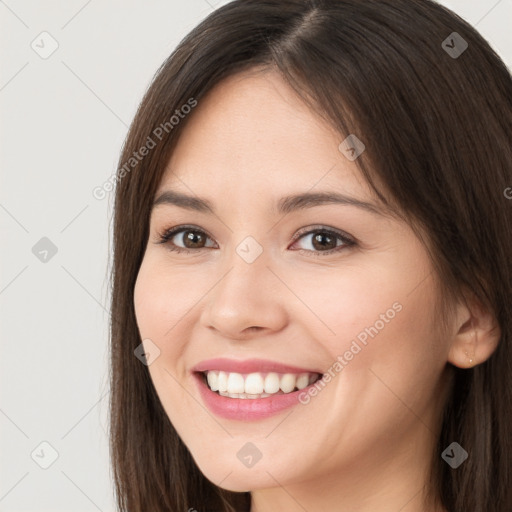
left=152, top=190, right=389, bottom=217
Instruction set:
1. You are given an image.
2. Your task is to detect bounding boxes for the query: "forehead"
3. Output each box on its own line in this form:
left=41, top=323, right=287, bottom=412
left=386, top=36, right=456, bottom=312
left=157, top=69, right=377, bottom=208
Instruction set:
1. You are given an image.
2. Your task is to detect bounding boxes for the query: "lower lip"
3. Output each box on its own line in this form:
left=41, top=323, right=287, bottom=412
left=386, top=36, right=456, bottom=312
left=193, top=372, right=317, bottom=421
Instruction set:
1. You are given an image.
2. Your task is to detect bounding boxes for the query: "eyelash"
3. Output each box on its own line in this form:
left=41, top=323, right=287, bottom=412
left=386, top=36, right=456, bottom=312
left=155, top=224, right=356, bottom=256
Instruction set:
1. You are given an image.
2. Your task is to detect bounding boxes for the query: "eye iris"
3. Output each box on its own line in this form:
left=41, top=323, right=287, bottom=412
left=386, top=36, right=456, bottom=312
left=183, top=230, right=205, bottom=248
left=312, top=232, right=336, bottom=251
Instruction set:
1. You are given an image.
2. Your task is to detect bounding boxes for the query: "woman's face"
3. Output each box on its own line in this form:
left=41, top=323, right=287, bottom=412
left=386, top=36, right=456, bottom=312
left=134, top=70, right=452, bottom=494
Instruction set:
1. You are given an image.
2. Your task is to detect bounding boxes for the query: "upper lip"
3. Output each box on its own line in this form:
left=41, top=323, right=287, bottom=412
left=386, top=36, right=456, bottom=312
left=192, top=358, right=322, bottom=375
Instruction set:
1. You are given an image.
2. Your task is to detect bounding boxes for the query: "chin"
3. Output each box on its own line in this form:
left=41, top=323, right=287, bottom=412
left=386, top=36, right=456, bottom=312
left=194, top=456, right=288, bottom=492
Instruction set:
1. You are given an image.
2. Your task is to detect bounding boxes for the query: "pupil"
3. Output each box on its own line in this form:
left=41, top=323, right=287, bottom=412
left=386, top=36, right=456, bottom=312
left=313, top=232, right=335, bottom=251
left=185, top=231, right=204, bottom=248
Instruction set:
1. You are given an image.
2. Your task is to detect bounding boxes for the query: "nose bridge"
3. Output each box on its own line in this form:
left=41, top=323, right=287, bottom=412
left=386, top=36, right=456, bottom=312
left=200, top=233, right=287, bottom=337
left=216, top=234, right=272, bottom=306
left=234, top=234, right=267, bottom=267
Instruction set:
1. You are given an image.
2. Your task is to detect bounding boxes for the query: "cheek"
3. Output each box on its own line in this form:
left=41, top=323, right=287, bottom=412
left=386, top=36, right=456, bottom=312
left=286, top=263, right=443, bottom=454
left=133, top=256, right=200, bottom=340
left=282, top=262, right=404, bottom=349
left=284, top=257, right=442, bottom=380
left=133, top=257, right=200, bottom=413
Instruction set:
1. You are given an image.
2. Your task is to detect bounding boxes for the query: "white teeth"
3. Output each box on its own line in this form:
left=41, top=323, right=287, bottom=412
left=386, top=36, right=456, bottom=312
left=217, top=371, right=228, bottom=392
left=207, top=371, right=219, bottom=391
left=227, top=372, right=245, bottom=393
left=264, top=372, right=281, bottom=394
left=296, top=373, right=310, bottom=389
left=280, top=373, right=296, bottom=393
left=203, top=370, right=319, bottom=397
left=245, top=373, right=264, bottom=394
left=218, top=390, right=272, bottom=399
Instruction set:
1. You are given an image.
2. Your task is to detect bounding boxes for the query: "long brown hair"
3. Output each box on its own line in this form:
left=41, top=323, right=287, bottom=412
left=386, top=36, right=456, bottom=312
left=109, top=1, right=512, bottom=510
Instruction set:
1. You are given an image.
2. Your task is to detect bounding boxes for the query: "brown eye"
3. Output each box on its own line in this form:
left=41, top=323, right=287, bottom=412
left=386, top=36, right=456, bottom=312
left=157, top=226, right=217, bottom=253
left=290, top=226, right=355, bottom=255
left=181, top=230, right=207, bottom=249
left=310, top=232, right=338, bottom=251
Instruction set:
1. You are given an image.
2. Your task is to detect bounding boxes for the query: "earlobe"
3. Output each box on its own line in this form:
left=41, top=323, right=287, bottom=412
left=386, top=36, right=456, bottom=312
left=447, top=331, right=477, bottom=369
left=447, top=294, right=501, bottom=369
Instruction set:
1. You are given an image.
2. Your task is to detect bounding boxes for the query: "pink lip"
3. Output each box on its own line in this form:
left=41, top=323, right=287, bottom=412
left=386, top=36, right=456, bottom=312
left=191, top=357, right=321, bottom=375
left=192, top=372, right=321, bottom=421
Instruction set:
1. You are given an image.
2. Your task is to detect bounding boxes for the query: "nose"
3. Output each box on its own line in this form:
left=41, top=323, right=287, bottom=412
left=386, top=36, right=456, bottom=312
left=199, top=244, right=289, bottom=340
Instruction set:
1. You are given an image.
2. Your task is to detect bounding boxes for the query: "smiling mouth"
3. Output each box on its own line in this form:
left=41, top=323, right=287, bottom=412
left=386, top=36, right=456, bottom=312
left=198, top=370, right=323, bottom=399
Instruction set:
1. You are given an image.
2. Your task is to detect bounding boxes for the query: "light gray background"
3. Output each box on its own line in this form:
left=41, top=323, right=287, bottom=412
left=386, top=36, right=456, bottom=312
left=1, top=1, right=510, bottom=510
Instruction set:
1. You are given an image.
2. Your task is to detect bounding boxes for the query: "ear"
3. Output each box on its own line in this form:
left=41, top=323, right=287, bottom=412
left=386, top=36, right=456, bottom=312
left=447, top=292, right=501, bottom=369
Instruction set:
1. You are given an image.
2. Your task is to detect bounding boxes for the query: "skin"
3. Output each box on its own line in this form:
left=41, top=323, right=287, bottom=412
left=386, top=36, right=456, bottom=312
left=133, top=68, right=500, bottom=512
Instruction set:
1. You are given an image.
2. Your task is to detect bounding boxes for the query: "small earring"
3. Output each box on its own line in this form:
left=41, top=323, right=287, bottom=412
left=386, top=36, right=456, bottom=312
left=464, top=349, right=475, bottom=366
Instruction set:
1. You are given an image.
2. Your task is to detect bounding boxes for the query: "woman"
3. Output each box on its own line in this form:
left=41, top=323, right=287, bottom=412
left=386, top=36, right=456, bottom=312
left=109, top=1, right=512, bottom=510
